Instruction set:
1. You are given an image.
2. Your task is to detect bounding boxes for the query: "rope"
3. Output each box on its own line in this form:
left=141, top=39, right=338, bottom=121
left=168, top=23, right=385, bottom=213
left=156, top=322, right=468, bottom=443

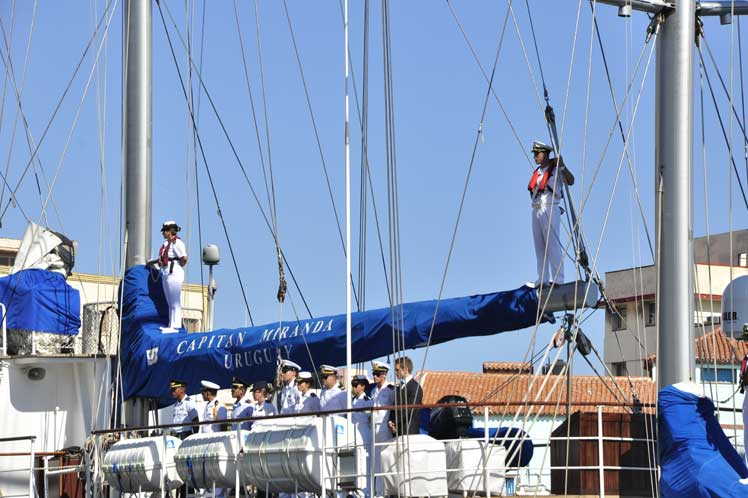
left=0, top=0, right=118, bottom=226
left=156, top=0, right=256, bottom=326
left=159, top=0, right=314, bottom=318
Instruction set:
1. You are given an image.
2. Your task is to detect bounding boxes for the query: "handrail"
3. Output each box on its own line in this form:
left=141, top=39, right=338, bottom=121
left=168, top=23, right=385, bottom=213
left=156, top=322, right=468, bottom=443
left=92, top=399, right=655, bottom=435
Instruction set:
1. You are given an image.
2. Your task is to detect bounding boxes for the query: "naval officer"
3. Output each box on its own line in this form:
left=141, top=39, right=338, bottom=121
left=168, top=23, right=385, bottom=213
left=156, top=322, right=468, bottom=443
left=295, top=371, right=321, bottom=413
left=230, top=377, right=253, bottom=430
left=319, top=365, right=347, bottom=412
left=527, top=141, right=574, bottom=286
left=249, top=380, right=277, bottom=421
left=170, top=380, right=199, bottom=439
left=368, top=361, right=395, bottom=496
left=277, top=359, right=302, bottom=414
left=199, top=380, right=227, bottom=433
left=158, top=220, right=188, bottom=331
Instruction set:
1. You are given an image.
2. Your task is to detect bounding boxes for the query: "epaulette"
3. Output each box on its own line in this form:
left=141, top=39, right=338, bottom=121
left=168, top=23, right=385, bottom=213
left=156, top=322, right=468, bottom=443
left=310, top=392, right=317, bottom=397
left=364, top=394, right=371, bottom=400
left=386, top=384, right=395, bottom=390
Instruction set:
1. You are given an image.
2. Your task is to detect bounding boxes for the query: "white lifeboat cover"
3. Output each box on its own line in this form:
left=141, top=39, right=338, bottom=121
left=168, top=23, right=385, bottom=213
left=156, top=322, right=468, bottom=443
left=102, top=436, right=183, bottom=492
left=380, top=434, right=448, bottom=497
left=174, top=430, right=246, bottom=488
left=445, top=439, right=506, bottom=493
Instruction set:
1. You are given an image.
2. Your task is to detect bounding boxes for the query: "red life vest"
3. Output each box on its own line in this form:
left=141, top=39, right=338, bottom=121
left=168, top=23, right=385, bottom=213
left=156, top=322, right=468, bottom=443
left=527, top=165, right=555, bottom=196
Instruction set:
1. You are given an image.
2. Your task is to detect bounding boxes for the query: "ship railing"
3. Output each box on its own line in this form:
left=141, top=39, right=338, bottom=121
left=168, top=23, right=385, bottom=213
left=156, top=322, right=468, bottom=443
left=0, top=435, right=36, bottom=497
left=90, top=399, right=656, bottom=498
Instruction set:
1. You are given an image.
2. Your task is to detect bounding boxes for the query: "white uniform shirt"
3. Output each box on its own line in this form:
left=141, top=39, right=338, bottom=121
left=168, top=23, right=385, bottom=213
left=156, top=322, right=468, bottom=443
left=250, top=400, right=277, bottom=418
left=278, top=381, right=301, bottom=414
left=172, top=396, right=199, bottom=434
left=369, top=382, right=395, bottom=441
left=530, top=162, right=564, bottom=208
left=294, top=391, right=321, bottom=414
left=320, top=385, right=347, bottom=412
left=351, top=392, right=373, bottom=444
left=159, top=238, right=187, bottom=275
left=232, top=399, right=252, bottom=430
left=201, top=398, right=227, bottom=433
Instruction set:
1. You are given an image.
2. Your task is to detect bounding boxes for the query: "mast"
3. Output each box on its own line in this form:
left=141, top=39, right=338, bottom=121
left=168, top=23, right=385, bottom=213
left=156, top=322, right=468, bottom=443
left=655, top=0, right=695, bottom=388
left=123, top=0, right=152, bottom=268
left=122, top=0, right=152, bottom=427
left=344, top=0, right=353, bottom=411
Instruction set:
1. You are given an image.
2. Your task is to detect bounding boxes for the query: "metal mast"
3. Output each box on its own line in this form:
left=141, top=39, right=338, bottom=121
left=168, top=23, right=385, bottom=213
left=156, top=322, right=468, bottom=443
left=122, top=0, right=152, bottom=427
left=344, top=0, right=353, bottom=412
left=123, top=0, right=152, bottom=268
left=595, top=0, right=748, bottom=388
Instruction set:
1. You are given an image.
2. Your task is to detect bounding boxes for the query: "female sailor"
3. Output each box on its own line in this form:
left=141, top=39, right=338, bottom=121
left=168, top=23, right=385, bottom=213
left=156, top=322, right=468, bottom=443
left=351, top=375, right=373, bottom=497
left=158, top=220, right=187, bottom=331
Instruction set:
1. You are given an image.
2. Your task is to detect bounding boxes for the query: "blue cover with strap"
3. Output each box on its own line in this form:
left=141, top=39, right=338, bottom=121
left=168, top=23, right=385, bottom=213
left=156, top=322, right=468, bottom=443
left=121, top=265, right=548, bottom=406
left=659, top=384, right=748, bottom=497
left=0, top=269, right=80, bottom=335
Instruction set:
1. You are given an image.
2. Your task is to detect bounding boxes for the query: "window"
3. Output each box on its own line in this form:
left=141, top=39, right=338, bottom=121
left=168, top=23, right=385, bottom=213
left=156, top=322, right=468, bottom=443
left=612, top=308, right=627, bottom=331
left=0, top=250, right=15, bottom=267
left=645, top=302, right=656, bottom=327
left=724, top=311, right=738, bottom=322
left=613, top=361, right=628, bottom=377
left=701, top=367, right=737, bottom=383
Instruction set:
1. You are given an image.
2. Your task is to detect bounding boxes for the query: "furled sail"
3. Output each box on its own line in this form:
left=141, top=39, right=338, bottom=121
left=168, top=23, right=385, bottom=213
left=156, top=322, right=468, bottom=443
left=121, top=265, right=549, bottom=404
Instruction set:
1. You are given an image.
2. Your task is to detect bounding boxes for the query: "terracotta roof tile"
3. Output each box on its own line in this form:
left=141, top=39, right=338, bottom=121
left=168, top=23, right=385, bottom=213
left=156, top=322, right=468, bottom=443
left=418, top=370, right=655, bottom=416
left=482, top=361, right=533, bottom=374
left=646, top=328, right=748, bottom=365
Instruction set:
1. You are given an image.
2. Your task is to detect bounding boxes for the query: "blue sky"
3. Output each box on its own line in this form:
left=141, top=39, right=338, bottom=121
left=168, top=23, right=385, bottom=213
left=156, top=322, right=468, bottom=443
left=0, top=1, right=746, bottom=376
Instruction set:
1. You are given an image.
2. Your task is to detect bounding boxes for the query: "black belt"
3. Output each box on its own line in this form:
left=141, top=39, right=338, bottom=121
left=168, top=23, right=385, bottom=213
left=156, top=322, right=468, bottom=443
left=168, top=257, right=179, bottom=274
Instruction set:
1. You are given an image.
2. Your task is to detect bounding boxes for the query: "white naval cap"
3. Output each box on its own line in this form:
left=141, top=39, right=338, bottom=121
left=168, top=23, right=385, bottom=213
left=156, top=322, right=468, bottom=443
left=531, top=140, right=553, bottom=153
left=319, top=364, right=337, bottom=376
left=371, top=360, right=389, bottom=373
left=298, top=371, right=313, bottom=381
left=161, top=220, right=182, bottom=232
left=200, top=380, right=220, bottom=390
left=280, top=359, right=301, bottom=371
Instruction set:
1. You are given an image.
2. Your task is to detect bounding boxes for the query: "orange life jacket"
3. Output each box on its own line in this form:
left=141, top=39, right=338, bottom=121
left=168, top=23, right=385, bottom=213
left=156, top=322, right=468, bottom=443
left=527, top=164, right=555, bottom=196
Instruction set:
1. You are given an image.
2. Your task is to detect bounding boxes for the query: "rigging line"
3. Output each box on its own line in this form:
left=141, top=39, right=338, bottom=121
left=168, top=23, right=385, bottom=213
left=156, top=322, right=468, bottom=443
left=445, top=0, right=533, bottom=169
left=280, top=0, right=361, bottom=310
left=357, top=0, right=370, bottom=311
left=740, top=16, right=748, bottom=183
left=33, top=0, right=118, bottom=222
left=0, top=0, right=37, bottom=211
left=588, top=0, right=654, bottom=259
left=281, top=0, right=348, bottom=263
left=0, top=0, right=16, bottom=142
left=232, top=0, right=273, bottom=230
left=156, top=0, right=256, bottom=326
left=339, top=0, right=393, bottom=308
left=159, top=0, right=314, bottom=318
left=522, top=0, right=549, bottom=99
left=696, top=42, right=748, bottom=212
left=509, top=1, right=544, bottom=111
left=416, top=3, right=512, bottom=376
left=0, top=0, right=118, bottom=226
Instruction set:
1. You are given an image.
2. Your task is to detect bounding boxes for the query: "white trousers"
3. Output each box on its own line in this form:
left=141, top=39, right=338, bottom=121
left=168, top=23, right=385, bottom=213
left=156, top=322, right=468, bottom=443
left=531, top=202, right=564, bottom=284
left=162, top=264, right=184, bottom=329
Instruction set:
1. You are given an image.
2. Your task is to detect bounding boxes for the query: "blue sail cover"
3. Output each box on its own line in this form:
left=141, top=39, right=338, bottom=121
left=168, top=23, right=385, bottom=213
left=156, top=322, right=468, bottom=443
left=659, top=384, right=748, bottom=497
left=0, top=269, right=80, bottom=335
left=121, top=265, right=547, bottom=405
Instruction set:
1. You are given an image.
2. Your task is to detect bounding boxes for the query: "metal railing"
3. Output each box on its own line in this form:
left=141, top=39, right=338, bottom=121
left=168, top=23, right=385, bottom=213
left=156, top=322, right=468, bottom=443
left=85, top=399, right=657, bottom=498
left=0, top=435, right=36, bottom=498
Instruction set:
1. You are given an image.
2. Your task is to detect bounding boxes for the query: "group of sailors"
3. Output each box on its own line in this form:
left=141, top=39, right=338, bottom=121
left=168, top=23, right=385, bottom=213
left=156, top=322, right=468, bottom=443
left=169, top=356, right=423, bottom=496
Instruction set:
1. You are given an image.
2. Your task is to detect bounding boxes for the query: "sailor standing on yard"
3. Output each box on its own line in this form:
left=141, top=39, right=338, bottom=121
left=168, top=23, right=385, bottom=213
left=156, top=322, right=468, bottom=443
left=528, top=141, right=574, bottom=286
left=158, top=220, right=187, bottom=331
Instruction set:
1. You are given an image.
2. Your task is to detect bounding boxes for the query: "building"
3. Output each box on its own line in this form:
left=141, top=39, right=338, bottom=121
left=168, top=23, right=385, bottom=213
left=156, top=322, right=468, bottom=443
left=0, top=237, right=208, bottom=339
left=603, top=229, right=748, bottom=377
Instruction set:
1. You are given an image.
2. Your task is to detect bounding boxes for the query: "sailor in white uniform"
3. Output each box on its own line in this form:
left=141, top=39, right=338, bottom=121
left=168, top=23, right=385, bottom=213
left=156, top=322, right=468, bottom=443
left=157, top=221, right=188, bottom=331
left=170, top=379, right=199, bottom=439
left=294, top=371, right=321, bottom=413
left=351, top=375, right=373, bottom=496
left=319, top=365, right=347, bottom=412
left=527, top=141, right=574, bottom=286
left=199, top=380, right=227, bottom=433
left=367, top=361, right=395, bottom=497
left=277, top=359, right=302, bottom=415
left=229, top=377, right=252, bottom=430
left=249, top=380, right=277, bottom=428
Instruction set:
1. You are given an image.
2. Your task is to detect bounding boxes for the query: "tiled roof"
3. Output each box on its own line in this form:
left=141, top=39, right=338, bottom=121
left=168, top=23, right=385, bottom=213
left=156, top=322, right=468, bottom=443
left=482, top=361, right=533, bottom=374
left=418, top=370, right=655, bottom=416
left=695, top=329, right=748, bottom=365
left=646, top=328, right=748, bottom=366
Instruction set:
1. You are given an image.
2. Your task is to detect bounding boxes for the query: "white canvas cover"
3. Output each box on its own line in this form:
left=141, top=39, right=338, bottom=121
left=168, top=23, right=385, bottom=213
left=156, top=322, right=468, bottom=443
left=380, top=434, right=448, bottom=497
left=10, top=222, right=73, bottom=277
left=103, top=436, right=183, bottom=492
left=445, top=439, right=506, bottom=493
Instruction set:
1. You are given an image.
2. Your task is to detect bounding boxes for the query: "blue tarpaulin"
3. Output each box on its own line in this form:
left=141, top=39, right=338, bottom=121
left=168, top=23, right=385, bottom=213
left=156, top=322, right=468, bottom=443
left=121, top=265, right=547, bottom=405
left=659, top=384, right=748, bottom=497
left=0, top=269, right=80, bottom=335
